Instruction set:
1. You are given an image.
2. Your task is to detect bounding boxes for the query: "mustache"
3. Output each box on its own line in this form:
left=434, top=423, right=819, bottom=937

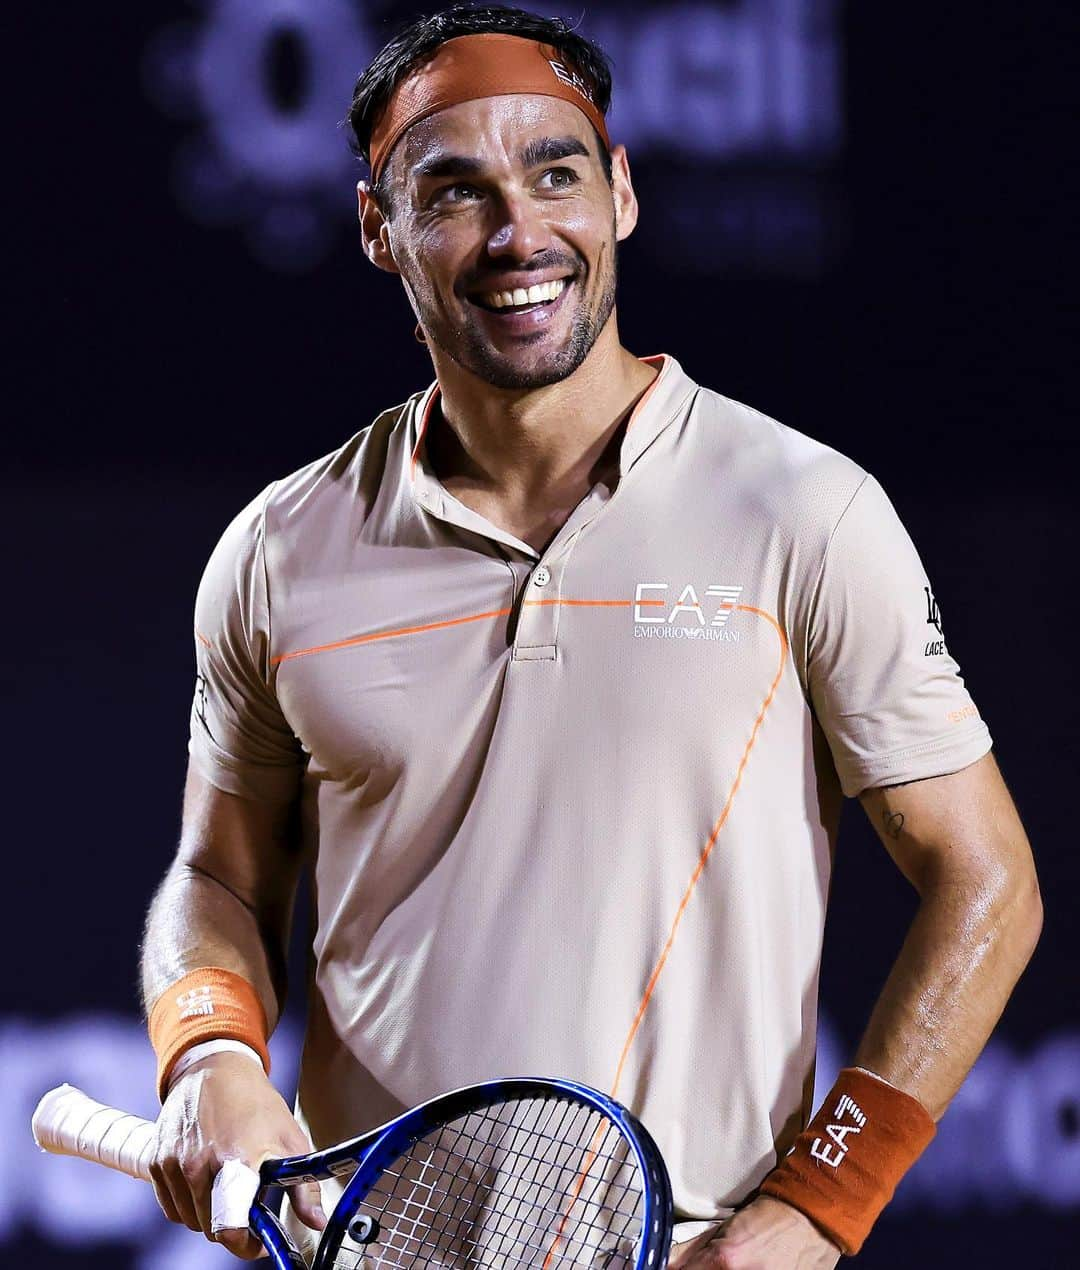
left=462, top=250, right=582, bottom=290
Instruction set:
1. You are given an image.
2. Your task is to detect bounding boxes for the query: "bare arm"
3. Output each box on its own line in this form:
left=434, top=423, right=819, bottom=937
left=142, top=764, right=324, bottom=1260
left=853, top=750, right=1042, bottom=1115
left=141, top=763, right=302, bottom=1022
left=672, top=751, right=1042, bottom=1269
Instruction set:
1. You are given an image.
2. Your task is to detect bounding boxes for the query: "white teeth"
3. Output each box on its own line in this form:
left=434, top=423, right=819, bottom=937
left=481, top=278, right=567, bottom=309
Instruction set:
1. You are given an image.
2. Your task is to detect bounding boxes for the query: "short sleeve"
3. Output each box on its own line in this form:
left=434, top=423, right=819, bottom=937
left=807, top=474, right=992, bottom=797
left=188, top=486, right=304, bottom=802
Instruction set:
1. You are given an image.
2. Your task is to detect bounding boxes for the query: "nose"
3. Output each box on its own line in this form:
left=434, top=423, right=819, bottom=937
left=485, top=190, right=551, bottom=261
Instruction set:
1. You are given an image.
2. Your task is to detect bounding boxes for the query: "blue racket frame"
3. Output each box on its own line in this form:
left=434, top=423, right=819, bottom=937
left=248, top=1076, right=673, bottom=1270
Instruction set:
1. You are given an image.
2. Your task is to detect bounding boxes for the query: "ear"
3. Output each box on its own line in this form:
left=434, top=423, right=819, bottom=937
left=609, top=144, right=639, bottom=243
left=357, top=180, right=401, bottom=275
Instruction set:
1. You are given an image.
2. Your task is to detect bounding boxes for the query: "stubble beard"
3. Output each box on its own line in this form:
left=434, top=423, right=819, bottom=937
left=419, top=240, right=618, bottom=392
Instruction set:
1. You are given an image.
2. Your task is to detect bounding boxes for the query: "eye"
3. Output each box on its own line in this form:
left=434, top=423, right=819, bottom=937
left=433, top=182, right=482, bottom=206
left=537, top=167, right=580, bottom=191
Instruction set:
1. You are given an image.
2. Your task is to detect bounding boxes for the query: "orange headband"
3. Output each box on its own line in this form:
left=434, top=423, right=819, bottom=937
left=368, top=33, right=611, bottom=182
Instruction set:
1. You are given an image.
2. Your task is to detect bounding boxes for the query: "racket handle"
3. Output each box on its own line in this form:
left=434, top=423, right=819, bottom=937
left=32, top=1083, right=157, bottom=1181
left=32, top=1084, right=264, bottom=1232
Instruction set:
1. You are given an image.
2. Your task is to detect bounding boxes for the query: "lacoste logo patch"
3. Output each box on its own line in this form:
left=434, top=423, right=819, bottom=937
left=924, top=586, right=946, bottom=656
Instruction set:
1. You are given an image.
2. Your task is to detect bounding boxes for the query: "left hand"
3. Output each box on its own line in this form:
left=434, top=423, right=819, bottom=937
left=667, top=1196, right=841, bottom=1269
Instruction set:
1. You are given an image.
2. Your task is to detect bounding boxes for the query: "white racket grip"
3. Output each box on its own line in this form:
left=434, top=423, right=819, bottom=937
left=33, top=1085, right=263, bottom=1232
left=32, top=1084, right=157, bottom=1180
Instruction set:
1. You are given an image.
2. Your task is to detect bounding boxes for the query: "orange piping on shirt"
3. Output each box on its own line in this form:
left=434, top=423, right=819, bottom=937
left=271, top=597, right=666, bottom=664
left=409, top=387, right=440, bottom=481
left=607, top=604, right=790, bottom=1102
left=194, top=629, right=212, bottom=649
left=270, top=607, right=514, bottom=666
left=624, top=354, right=666, bottom=430
left=523, top=598, right=636, bottom=609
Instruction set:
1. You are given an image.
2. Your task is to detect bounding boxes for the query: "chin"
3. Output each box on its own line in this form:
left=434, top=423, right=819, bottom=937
left=471, top=348, right=588, bottom=391
left=455, top=320, right=602, bottom=391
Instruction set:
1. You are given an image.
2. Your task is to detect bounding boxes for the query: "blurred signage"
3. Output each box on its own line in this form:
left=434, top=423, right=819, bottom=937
left=3, top=1015, right=1076, bottom=1264
left=143, top=0, right=842, bottom=273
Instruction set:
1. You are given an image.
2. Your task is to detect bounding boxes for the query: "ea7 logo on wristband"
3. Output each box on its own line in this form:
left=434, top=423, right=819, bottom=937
left=810, top=1093, right=868, bottom=1169
left=175, top=986, right=215, bottom=1020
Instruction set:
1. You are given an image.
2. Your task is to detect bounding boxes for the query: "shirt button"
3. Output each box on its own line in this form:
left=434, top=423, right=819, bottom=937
left=533, top=566, right=551, bottom=587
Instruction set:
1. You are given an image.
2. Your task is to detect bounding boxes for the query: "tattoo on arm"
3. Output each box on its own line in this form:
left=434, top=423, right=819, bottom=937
left=884, top=810, right=905, bottom=840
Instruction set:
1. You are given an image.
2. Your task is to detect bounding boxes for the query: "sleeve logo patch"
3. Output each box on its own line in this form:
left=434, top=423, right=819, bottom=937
left=194, top=673, right=209, bottom=729
left=924, top=587, right=947, bottom=656
left=809, top=1093, right=867, bottom=1169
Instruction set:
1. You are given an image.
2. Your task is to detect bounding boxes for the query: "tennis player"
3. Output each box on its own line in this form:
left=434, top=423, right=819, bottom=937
left=140, top=6, right=1042, bottom=1265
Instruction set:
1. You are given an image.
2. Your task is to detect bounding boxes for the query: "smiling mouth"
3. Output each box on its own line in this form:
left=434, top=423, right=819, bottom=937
left=469, top=277, right=570, bottom=314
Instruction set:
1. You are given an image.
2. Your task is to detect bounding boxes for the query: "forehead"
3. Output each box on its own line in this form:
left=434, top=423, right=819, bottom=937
left=400, top=94, right=595, bottom=173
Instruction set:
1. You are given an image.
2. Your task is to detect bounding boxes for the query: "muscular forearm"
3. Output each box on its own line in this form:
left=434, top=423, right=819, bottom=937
left=856, top=758, right=1042, bottom=1117
left=853, top=869, right=1041, bottom=1117
left=702, top=763, right=1042, bottom=1268
left=140, top=772, right=319, bottom=1256
left=140, top=860, right=287, bottom=1027
left=140, top=765, right=301, bottom=1025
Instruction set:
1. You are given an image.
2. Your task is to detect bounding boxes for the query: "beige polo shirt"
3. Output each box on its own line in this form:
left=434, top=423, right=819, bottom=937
left=189, top=354, right=990, bottom=1227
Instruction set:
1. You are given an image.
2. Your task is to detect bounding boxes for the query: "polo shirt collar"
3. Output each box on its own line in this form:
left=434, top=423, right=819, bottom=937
left=617, top=354, right=697, bottom=472
left=406, top=353, right=697, bottom=530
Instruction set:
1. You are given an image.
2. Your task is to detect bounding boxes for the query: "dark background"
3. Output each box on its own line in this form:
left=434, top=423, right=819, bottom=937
left=6, top=2, right=1077, bottom=1266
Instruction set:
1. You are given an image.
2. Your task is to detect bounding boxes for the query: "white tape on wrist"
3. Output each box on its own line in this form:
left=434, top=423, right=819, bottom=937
left=853, top=1065, right=904, bottom=1093
left=167, top=1039, right=265, bottom=1092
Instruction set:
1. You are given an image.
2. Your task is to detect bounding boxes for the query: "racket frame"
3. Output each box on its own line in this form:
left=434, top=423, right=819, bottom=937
left=258, top=1076, right=673, bottom=1270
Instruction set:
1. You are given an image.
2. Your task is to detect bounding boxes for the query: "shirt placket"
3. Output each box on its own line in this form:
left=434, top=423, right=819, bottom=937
left=510, top=484, right=609, bottom=662
left=406, top=361, right=691, bottom=663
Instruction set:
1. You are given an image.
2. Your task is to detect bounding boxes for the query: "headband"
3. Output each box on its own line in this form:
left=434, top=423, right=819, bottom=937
left=368, top=33, right=611, bottom=182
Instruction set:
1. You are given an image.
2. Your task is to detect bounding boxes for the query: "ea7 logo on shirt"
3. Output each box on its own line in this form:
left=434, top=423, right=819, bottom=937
left=633, top=582, right=743, bottom=642
left=809, top=1093, right=867, bottom=1169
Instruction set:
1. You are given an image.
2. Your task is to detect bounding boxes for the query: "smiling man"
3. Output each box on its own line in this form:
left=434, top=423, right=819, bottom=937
left=140, top=5, right=1042, bottom=1267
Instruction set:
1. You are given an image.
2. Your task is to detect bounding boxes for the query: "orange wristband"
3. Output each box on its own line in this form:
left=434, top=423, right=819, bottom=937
left=149, top=967, right=271, bottom=1101
left=759, top=1067, right=935, bottom=1254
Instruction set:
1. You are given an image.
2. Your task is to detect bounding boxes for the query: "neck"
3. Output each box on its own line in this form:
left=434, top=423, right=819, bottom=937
left=425, top=318, right=659, bottom=503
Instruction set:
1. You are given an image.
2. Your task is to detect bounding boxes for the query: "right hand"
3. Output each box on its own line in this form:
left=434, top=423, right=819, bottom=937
left=150, top=1050, right=328, bottom=1259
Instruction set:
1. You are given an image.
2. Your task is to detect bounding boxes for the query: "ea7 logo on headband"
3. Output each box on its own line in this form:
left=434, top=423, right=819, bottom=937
left=548, top=59, right=596, bottom=104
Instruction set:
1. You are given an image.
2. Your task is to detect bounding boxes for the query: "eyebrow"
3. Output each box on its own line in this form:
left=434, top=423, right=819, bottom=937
left=411, top=135, right=591, bottom=182
left=519, top=135, right=591, bottom=168
left=411, top=153, right=485, bottom=181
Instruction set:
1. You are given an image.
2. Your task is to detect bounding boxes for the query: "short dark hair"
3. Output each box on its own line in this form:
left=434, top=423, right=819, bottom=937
left=344, top=5, right=614, bottom=211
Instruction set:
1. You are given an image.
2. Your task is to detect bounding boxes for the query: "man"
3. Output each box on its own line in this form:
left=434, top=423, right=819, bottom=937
left=142, top=5, right=1042, bottom=1266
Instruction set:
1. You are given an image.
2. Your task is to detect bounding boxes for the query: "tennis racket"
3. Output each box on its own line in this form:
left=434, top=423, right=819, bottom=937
left=33, top=1075, right=673, bottom=1269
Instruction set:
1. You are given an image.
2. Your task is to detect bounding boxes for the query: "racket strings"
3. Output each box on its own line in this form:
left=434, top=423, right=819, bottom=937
left=329, top=1096, right=644, bottom=1268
